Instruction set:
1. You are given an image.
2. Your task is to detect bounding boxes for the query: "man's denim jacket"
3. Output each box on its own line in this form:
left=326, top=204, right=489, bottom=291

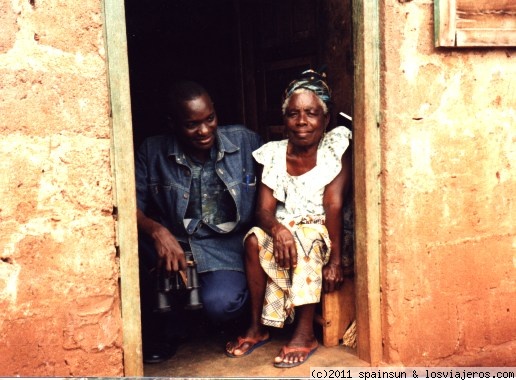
left=135, top=125, right=263, bottom=273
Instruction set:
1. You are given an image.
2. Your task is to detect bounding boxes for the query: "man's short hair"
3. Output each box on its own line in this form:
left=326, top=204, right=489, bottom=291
left=166, top=80, right=210, bottom=117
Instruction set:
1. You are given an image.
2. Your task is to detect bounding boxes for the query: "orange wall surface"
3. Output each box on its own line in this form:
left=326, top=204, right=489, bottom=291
left=0, top=0, right=123, bottom=376
left=0, top=0, right=514, bottom=375
left=380, top=1, right=515, bottom=366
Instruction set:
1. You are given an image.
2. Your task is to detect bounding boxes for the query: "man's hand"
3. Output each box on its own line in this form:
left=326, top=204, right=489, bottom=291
left=271, top=224, right=297, bottom=269
left=151, top=226, right=187, bottom=272
left=322, top=262, right=344, bottom=293
left=137, top=208, right=187, bottom=272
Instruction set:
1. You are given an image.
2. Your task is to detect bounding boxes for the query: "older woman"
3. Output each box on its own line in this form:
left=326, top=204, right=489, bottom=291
left=226, top=70, right=352, bottom=368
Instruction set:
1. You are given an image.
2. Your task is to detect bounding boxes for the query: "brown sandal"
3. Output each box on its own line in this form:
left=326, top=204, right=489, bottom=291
left=225, top=336, right=271, bottom=358
left=273, top=342, right=319, bottom=368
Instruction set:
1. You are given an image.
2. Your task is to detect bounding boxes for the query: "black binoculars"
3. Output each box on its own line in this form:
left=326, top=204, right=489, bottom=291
left=154, top=251, right=203, bottom=313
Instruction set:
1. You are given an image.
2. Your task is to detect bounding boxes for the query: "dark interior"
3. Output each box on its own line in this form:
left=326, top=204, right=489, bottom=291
left=125, top=0, right=353, bottom=148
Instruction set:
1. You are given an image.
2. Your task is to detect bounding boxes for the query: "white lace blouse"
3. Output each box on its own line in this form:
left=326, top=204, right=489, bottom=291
left=252, top=126, right=352, bottom=224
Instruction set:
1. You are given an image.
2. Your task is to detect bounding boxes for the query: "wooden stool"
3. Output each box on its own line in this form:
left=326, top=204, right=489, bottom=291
left=316, top=277, right=355, bottom=347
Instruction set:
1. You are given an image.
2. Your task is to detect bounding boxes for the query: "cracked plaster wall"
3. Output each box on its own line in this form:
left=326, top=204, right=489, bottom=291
left=381, top=0, right=515, bottom=366
left=0, top=0, right=122, bottom=376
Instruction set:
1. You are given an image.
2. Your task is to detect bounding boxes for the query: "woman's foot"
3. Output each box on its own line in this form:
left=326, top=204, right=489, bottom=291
left=273, top=334, right=318, bottom=368
left=225, top=328, right=270, bottom=357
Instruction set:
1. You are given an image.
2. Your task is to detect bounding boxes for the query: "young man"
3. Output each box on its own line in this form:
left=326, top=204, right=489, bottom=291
left=135, top=81, right=262, bottom=363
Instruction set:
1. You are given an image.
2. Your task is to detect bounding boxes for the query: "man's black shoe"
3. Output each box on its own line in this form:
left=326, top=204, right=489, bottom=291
left=143, top=342, right=175, bottom=364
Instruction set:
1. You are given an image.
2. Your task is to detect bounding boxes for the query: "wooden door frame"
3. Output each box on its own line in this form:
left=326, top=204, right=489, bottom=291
left=103, top=0, right=143, bottom=376
left=353, top=0, right=383, bottom=365
left=103, top=0, right=382, bottom=375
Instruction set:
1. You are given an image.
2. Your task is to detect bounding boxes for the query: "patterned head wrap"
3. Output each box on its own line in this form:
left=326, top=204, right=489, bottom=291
left=282, top=69, right=332, bottom=110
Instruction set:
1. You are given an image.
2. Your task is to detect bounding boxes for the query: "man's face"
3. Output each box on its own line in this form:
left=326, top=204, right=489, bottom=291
left=174, top=93, right=218, bottom=154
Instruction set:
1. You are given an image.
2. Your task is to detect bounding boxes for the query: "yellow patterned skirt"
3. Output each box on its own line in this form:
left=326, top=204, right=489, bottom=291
left=245, top=223, right=331, bottom=328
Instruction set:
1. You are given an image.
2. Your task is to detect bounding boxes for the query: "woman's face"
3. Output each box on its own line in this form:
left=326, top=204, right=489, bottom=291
left=283, top=90, right=329, bottom=148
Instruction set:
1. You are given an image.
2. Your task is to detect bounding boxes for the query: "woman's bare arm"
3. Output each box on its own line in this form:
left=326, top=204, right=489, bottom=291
left=322, top=148, right=352, bottom=292
left=255, top=182, right=298, bottom=270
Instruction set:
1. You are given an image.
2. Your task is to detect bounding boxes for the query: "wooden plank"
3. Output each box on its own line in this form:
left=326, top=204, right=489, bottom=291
left=457, top=29, right=516, bottom=46
left=457, top=0, right=516, bottom=13
left=322, top=278, right=356, bottom=347
left=352, top=0, right=382, bottom=366
left=102, top=0, right=143, bottom=376
left=456, top=4, right=516, bottom=31
left=436, top=0, right=516, bottom=47
left=457, top=14, right=516, bottom=29
left=434, top=0, right=457, bottom=47
left=322, top=292, right=340, bottom=346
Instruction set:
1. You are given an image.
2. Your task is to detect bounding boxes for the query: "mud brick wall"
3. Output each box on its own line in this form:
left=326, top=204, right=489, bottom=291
left=381, top=1, right=516, bottom=366
left=0, top=0, right=514, bottom=374
left=0, top=0, right=123, bottom=376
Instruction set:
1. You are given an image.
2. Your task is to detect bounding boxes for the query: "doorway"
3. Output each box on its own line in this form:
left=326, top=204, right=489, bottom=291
left=105, top=0, right=382, bottom=375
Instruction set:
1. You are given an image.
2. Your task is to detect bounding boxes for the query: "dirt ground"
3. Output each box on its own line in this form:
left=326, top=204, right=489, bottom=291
left=143, top=310, right=368, bottom=378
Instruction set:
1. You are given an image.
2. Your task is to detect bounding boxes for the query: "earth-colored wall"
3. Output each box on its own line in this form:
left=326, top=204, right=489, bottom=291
left=0, top=0, right=123, bottom=376
left=381, top=1, right=515, bottom=366
left=1, top=0, right=514, bottom=374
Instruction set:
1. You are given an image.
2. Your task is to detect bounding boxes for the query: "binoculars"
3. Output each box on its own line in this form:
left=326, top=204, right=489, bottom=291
left=154, top=251, right=203, bottom=313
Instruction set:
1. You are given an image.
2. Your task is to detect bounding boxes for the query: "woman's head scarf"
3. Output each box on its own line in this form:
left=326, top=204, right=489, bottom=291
left=282, top=68, right=332, bottom=110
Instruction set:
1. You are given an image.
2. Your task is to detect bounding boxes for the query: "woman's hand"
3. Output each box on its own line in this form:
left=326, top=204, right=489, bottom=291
left=271, top=224, right=297, bottom=269
left=150, top=225, right=187, bottom=272
left=322, top=262, right=344, bottom=293
left=256, top=183, right=298, bottom=269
